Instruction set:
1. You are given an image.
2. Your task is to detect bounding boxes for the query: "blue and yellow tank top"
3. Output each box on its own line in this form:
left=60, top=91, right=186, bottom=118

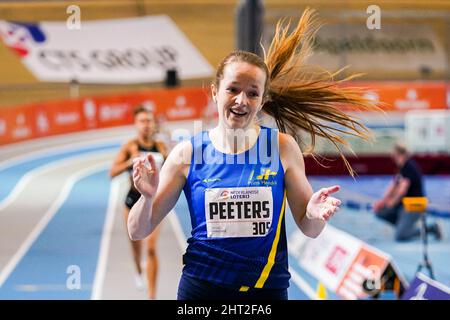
left=182, top=126, right=290, bottom=290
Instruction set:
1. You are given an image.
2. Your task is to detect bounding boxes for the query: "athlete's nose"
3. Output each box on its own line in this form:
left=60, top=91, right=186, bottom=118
left=235, top=91, right=248, bottom=106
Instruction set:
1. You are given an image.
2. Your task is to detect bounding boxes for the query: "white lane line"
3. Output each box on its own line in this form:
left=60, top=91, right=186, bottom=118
left=167, top=211, right=188, bottom=252
left=91, top=175, right=126, bottom=300
left=0, top=150, right=116, bottom=212
left=0, top=162, right=110, bottom=288
left=289, top=267, right=317, bottom=300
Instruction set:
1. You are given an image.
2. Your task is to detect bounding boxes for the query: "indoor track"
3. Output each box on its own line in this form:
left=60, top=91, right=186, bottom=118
left=0, top=125, right=448, bottom=300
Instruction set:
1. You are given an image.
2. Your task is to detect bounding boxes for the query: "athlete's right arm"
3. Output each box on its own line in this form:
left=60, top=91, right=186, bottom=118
left=109, top=142, right=135, bottom=178
left=127, top=140, right=191, bottom=240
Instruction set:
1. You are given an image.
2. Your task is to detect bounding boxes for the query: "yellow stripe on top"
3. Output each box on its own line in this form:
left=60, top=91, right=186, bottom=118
left=254, top=189, right=287, bottom=289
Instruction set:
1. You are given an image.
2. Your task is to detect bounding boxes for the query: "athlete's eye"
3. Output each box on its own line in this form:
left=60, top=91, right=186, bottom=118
left=226, top=87, right=239, bottom=94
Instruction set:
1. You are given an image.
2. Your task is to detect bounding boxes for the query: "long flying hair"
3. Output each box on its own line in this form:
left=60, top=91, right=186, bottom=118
left=214, top=8, right=380, bottom=176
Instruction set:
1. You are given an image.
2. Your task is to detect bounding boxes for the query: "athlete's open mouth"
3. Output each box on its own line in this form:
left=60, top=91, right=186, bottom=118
left=230, top=108, right=248, bottom=117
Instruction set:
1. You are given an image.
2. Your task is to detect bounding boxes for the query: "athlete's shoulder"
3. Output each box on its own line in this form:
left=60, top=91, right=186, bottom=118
left=278, top=133, right=304, bottom=171
left=173, top=139, right=192, bottom=152
left=117, top=139, right=138, bottom=156
left=166, top=139, right=192, bottom=166
left=153, top=140, right=167, bottom=157
left=278, top=132, right=298, bottom=149
left=123, top=138, right=138, bottom=149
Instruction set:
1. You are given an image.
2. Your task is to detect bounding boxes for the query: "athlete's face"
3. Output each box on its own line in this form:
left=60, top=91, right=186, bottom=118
left=134, top=111, right=155, bottom=138
left=392, top=150, right=406, bottom=168
left=212, top=62, right=266, bottom=130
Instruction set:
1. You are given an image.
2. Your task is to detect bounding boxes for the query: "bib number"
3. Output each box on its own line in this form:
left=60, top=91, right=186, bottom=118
left=205, top=186, right=273, bottom=238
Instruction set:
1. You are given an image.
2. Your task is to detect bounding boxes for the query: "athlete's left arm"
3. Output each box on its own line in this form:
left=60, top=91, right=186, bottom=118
left=279, top=133, right=341, bottom=238
left=155, top=140, right=169, bottom=160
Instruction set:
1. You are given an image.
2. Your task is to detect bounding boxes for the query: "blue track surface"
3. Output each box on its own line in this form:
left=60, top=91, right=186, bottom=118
left=0, top=170, right=110, bottom=299
left=0, top=142, right=120, bottom=203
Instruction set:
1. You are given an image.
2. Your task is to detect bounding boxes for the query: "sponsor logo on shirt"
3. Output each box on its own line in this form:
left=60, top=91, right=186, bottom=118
left=247, top=168, right=278, bottom=186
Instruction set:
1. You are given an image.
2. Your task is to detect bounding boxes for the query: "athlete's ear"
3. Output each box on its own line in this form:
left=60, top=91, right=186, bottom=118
left=261, top=92, right=269, bottom=109
left=211, top=83, right=217, bottom=104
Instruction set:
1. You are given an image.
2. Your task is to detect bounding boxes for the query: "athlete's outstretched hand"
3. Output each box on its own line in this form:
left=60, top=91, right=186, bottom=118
left=306, top=185, right=341, bottom=221
left=132, top=153, right=159, bottom=199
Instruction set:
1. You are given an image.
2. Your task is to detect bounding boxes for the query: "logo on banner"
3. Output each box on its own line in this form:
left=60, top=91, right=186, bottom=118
left=1, top=16, right=213, bottom=83
left=83, top=99, right=97, bottom=127
left=99, top=104, right=128, bottom=122
left=12, top=113, right=31, bottom=139
left=0, top=118, right=6, bottom=136
left=0, top=21, right=46, bottom=57
left=167, top=96, right=195, bottom=119
left=36, top=111, right=49, bottom=133
left=325, top=246, right=348, bottom=275
left=395, top=89, right=429, bottom=109
left=55, top=111, right=80, bottom=125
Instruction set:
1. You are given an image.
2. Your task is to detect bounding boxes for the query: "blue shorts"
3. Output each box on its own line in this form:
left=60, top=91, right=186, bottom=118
left=177, top=273, right=288, bottom=300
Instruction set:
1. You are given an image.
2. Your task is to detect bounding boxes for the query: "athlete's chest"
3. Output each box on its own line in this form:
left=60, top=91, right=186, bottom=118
left=192, top=163, right=282, bottom=189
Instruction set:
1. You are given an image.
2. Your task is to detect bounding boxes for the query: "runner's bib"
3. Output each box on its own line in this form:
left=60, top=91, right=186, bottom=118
left=205, top=186, right=273, bottom=238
